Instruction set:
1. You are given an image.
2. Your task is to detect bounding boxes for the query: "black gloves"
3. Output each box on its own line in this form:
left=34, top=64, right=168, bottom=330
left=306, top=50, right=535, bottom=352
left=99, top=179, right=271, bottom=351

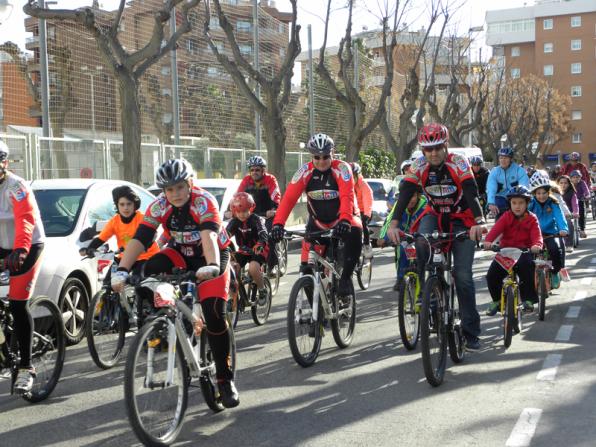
left=5, top=248, right=27, bottom=272
left=270, top=225, right=285, bottom=243
left=334, top=220, right=351, bottom=236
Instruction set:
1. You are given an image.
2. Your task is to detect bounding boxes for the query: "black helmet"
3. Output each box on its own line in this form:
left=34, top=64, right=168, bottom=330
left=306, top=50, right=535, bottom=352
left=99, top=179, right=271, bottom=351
left=506, top=185, right=531, bottom=202
left=0, top=140, right=9, bottom=162
left=155, top=159, right=194, bottom=189
left=306, top=133, right=334, bottom=155
left=112, top=185, right=141, bottom=211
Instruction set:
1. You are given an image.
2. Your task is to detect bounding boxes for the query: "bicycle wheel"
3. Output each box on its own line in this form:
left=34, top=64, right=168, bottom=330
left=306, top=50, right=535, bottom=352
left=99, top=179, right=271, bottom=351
left=277, top=240, right=288, bottom=277
left=86, top=290, right=127, bottom=369
left=331, top=281, right=356, bottom=349
left=537, top=269, right=547, bottom=321
left=287, top=276, right=322, bottom=367
left=592, top=199, right=596, bottom=220
left=268, top=261, right=281, bottom=296
left=503, top=285, right=515, bottom=348
left=356, top=254, right=373, bottom=290
left=199, top=320, right=236, bottom=413
left=573, top=219, right=579, bottom=248
left=398, top=274, right=419, bottom=350
left=124, top=316, right=188, bottom=447
left=447, top=291, right=465, bottom=364
left=251, top=278, right=272, bottom=326
left=420, top=276, right=447, bottom=387
left=22, top=296, right=66, bottom=403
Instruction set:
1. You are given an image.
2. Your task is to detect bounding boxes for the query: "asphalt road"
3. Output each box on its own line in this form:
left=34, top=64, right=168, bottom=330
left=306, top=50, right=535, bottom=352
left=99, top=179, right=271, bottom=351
left=1, top=219, right=596, bottom=447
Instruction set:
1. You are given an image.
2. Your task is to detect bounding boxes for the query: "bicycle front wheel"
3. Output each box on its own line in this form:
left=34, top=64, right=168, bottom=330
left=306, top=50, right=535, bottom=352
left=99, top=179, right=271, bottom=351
left=537, top=270, right=547, bottom=321
left=277, top=240, right=288, bottom=276
left=420, top=276, right=447, bottom=387
left=331, top=281, right=356, bottom=348
left=503, top=285, right=515, bottom=348
left=251, top=278, right=272, bottom=326
left=23, top=296, right=66, bottom=403
left=356, top=255, right=373, bottom=290
left=124, top=317, right=188, bottom=447
left=86, top=290, right=127, bottom=369
left=287, top=276, right=322, bottom=367
left=398, top=274, right=419, bottom=350
left=447, top=291, right=465, bottom=364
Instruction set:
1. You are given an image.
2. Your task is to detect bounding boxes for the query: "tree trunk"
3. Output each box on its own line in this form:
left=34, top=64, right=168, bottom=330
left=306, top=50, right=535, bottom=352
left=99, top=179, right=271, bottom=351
left=118, top=73, right=142, bottom=184
left=262, top=104, right=286, bottom=190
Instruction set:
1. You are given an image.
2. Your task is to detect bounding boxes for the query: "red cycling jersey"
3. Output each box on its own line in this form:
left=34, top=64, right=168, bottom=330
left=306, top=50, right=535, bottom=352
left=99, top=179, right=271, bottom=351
left=237, top=172, right=281, bottom=217
left=354, top=175, right=373, bottom=218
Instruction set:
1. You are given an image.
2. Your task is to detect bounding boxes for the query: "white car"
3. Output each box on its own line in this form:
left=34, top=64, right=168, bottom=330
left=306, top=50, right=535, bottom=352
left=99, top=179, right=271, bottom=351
left=192, top=178, right=241, bottom=216
left=0, top=179, right=157, bottom=344
left=365, top=178, right=394, bottom=245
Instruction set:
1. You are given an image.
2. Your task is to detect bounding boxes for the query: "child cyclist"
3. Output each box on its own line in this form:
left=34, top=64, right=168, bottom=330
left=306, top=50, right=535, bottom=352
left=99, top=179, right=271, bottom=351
left=528, top=172, right=568, bottom=289
left=380, top=183, right=427, bottom=291
left=483, top=186, right=543, bottom=315
left=226, top=192, right=269, bottom=303
left=557, top=175, right=579, bottom=253
left=569, top=170, right=589, bottom=238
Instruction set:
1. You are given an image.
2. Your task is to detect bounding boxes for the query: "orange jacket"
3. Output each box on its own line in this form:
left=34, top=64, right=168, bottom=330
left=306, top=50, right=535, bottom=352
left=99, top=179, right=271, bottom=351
left=354, top=176, right=373, bottom=218
left=98, top=211, right=160, bottom=261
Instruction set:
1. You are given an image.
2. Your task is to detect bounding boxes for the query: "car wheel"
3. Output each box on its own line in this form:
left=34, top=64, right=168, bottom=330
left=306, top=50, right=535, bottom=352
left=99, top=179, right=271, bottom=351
left=58, top=277, right=90, bottom=345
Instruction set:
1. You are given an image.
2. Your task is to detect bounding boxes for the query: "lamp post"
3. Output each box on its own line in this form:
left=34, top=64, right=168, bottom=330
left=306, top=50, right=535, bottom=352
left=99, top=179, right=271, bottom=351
left=467, top=25, right=483, bottom=147
left=81, top=65, right=103, bottom=136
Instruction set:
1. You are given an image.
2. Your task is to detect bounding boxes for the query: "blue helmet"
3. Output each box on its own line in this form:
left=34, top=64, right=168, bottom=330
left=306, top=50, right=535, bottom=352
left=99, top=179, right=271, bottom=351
left=469, top=156, right=483, bottom=166
left=498, top=147, right=514, bottom=158
left=506, top=185, right=531, bottom=201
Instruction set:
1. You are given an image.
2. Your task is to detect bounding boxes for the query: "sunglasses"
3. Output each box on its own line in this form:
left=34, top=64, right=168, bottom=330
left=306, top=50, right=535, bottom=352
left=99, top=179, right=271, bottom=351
left=250, top=168, right=263, bottom=172
left=313, top=155, right=331, bottom=161
left=422, top=145, right=444, bottom=153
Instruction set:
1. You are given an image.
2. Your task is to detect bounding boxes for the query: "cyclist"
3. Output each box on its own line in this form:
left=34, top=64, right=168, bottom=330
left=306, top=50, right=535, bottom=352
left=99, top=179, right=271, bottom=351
left=483, top=186, right=543, bottom=315
left=528, top=171, right=568, bottom=289
left=569, top=170, right=589, bottom=238
left=556, top=175, right=578, bottom=252
left=270, top=133, right=362, bottom=302
left=226, top=192, right=269, bottom=303
left=470, top=156, right=489, bottom=215
left=486, top=147, right=529, bottom=220
left=350, top=162, right=374, bottom=259
left=549, top=165, right=562, bottom=181
left=0, top=140, right=45, bottom=394
left=111, top=159, right=239, bottom=408
left=562, top=152, right=591, bottom=186
left=386, top=123, right=486, bottom=351
left=590, top=161, right=596, bottom=185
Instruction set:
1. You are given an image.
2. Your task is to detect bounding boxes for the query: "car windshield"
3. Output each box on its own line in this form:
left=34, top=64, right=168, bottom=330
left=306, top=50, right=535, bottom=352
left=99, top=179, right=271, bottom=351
left=33, top=189, right=86, bottom=237
left=367, top=181, right=388, bottom=200
left=199, top=187, right=227, bottom=208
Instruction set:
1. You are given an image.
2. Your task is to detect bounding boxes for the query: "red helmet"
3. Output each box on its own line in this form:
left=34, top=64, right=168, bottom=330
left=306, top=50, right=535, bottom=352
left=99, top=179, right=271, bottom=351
left=230, top=192, right=255, bottom=215
left=418, top=123, right=449, bottom=147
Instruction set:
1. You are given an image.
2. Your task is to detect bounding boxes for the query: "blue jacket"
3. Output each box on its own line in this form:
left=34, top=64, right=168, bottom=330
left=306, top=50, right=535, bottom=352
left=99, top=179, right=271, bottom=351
left=487, top=162, right=529, bottom=209
left=528, top=197, right=569, bottom=235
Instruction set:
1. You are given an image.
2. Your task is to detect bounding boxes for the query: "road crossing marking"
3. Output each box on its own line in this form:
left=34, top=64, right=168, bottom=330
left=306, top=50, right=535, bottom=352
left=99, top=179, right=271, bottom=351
left=536, top=354, right=562, bottom=381
left=506, top=408, right=543, bottom=447
left=591, top=258, right=596, bottom=264
left=574, top=291, right=587, bottom=301
left=555, top=325, right=574, bottom=342
left=566, top=306, right=581, bottom=318
left=580, top=277, right=592, bottom=285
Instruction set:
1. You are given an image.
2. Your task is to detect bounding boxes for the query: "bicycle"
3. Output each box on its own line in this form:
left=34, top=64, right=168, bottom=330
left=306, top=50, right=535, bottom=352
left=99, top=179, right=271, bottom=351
left=535, top=242, right=556, bottom=322
left=284, top=229, right=356, bottom=367
left=124, top=269, right=236, bottom=447
left=413, top=231, right=467, bottom=387
left=228, top=248, right=273, bottom=329
left=354, top=243, right=373, bottom=290
left=0, top=266, right=65, bottom=402
left=396, top=236, right=420, bottom=350
left=591, top=185, right=596, bottom=221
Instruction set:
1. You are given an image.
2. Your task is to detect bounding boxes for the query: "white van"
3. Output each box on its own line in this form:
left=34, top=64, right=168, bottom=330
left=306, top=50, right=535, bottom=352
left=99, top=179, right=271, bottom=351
left=411, top=146, right=483, bottom=162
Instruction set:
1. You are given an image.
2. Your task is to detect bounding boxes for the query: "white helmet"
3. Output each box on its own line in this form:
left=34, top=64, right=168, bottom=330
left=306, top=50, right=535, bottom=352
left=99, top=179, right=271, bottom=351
left=0, top=140, right=9, bottom=161
left=529, top=171, right=551, bottom=192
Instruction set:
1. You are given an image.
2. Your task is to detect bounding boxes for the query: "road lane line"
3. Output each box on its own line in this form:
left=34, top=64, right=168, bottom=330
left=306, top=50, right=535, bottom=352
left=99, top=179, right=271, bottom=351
left=580, top=277, right=592, bottom=285
left=574, top=291, right=587, bottom=301
left=566, top=306, right=581, bottom=318
left=555, top=325, right=574, bottom=342
left=536, top=354, right=562, bottom=381
left=506, top=408, right=543, bottom=447
left=591, top=258, right=596, bottom=264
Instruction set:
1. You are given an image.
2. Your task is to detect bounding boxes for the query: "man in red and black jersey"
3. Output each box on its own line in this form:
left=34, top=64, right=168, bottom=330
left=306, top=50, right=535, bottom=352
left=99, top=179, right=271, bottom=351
left=386, top=123, right=487, bottom=351
left=237, top=156, right=281, bottom=224
left=111, top=159, right=239, bottom=408
left=270, top=133, right=362, bottom=300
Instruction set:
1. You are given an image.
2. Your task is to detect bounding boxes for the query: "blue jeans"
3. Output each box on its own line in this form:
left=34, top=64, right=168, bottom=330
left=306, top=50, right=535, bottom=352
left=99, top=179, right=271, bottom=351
left=415, top=214, right=481, bottom=340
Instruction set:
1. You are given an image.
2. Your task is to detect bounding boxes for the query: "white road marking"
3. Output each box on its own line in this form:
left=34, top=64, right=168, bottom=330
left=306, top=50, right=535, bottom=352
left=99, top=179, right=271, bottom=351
left=566, top=306, right=581, bottom=318
left=536, top=354, right=562, bottom=381
left=574, top=291, right=587, bottom=301
left=555, top=325, right=574, bottom=342
left=591, top=258, right=596, bottom=264
left=506, top=408, right=543, bottom=447
left=580, top=277, right=592, bottom=285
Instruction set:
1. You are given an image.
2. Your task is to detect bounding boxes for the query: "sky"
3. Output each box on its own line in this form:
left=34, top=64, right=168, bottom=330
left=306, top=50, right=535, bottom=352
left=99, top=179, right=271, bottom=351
left=1, top=0, right=535, bottom=57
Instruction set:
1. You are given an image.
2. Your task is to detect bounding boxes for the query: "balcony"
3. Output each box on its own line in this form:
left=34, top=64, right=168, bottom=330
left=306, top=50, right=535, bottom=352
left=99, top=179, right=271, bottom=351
left=25, top=35, right=40, bottom=50
left=27, top=62, right=41, bottom=73
left=28, top=105, right=42, bottom=118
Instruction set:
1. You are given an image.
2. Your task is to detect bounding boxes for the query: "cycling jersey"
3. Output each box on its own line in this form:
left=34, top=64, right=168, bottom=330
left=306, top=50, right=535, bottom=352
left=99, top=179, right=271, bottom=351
left=237, top=173, right=281, bottom=217
left=528, top=197, right=568, bottom=235
left=486, top=162, right=529, bottom=209
left=226, top=214, right=268, bottom=252
left=354, top=176, right=373, bottom=218
left=95, top=211, right=160, bottom=261
left=273, top=159, right=361, bottom=229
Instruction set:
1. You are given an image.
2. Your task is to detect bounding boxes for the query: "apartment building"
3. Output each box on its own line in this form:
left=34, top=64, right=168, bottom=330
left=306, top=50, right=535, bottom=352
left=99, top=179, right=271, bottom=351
left=486, top=0, right=596, bottom=164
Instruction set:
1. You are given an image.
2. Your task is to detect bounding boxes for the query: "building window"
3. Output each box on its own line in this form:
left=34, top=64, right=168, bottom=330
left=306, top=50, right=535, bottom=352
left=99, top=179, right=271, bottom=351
left=571, top=62, right=581, bottom=74
left=236, top=21, right=251, bottom=33
left=571, top=86, right=582, bottom=97
left=511, top=68, right=520, bottom=79
left=511, top=46, right=520, bottom=57
left=571, top=110, right=582, bottom=120
left=544, top=42, right=553, bottom=53
left=571, top=39, right=581, bottom=51
left=207, top=67, right=219, bottom=77
left=543, top=65, right=553, bottom=76
left=239, top=44, right=252, bottom=56
left=571, top=16, right=581, bottom=27
left=572, top=133, right=582, bottom=144
left=279, top=47, right=286, bottom=58
left=543, top=18, right=553, bottom=30
left=161, top=66, right=170, bottom=76
left=210, top=16, right=220, bottom=29
left=187, top=39, right=199, bottom=55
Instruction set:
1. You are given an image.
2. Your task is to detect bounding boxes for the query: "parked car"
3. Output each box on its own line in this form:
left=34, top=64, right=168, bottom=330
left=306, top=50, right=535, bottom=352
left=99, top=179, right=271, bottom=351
left=193, top=178, right=241, bottom=218
left=365, top=178, right=394, bottom=246
left=0, top=179, right=157, bottom=344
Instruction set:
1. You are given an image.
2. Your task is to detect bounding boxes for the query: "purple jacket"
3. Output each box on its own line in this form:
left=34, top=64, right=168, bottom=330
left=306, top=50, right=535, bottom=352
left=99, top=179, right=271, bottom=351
left=562, top=189, right=579, bottom=215
left=574, top=179, right=590, bottom=200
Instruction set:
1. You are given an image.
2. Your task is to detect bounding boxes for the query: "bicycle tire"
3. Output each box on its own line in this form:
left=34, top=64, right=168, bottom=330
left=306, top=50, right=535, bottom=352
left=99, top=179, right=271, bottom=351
left=277, top=240, right=288, bottom=277
left=398, top=274, right=419, bottom=350
left=22, top=296, right=66, bottom=403
left=592, top=199, right=596, bottom=221
left=268, top=260, right=281, bottom=296
left=503, top=285, right=515, bottom=348
left=447, top=291, right=465, bottom=364
left=331, top=281, right=356, bottom=349
left=287, top=276, right=322, bottom=367
left=356, top=254, right=373, bottom=290
left=251, top=278, right=272, bottom=326
left=420, top=276, right=447, bottom=387
left=124, top=317, right=188, bottom=447
left=86, top=290, right=127, bottom=370
left=537, top=269, right=547, bottom=321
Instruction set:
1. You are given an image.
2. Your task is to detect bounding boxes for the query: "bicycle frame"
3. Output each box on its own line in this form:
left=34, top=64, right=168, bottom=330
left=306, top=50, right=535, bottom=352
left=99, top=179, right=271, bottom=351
left=499, top=272, right=519, bottom=313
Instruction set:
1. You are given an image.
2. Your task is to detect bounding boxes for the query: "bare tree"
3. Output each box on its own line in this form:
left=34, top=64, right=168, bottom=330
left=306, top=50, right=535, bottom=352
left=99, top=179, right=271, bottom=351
left=24, top=0, right=202, bottom=184
left=203, top=0, right=301, bottom=188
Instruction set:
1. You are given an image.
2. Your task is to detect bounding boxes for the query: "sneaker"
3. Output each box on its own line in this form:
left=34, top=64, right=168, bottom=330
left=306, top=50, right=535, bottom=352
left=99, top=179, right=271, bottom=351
left=560, top=268, right=571, bottom=282
left=485, top=301, right=499, bottom=316
left=217, top=380, right=240, bottom=408
left=465, top=337, right=481, bottom=351
left=580, top=230, right=587, bottom=238
left=257, top=288, right=268, bottom=306
left=14, top=367, right=35, bottom=395
left=363, top=244, right=373, bottom=259
left=551, top=273, right=560, bottom=289
left=566, top=246, right=574, bottom=253
left=523, top=300, right=534, bottom=313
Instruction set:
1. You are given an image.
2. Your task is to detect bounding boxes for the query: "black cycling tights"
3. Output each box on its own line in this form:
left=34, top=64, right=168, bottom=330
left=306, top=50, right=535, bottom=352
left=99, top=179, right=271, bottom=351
left=202, top=297, right=233, bottom=381
left=9, top=300, right=33, bottom=369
